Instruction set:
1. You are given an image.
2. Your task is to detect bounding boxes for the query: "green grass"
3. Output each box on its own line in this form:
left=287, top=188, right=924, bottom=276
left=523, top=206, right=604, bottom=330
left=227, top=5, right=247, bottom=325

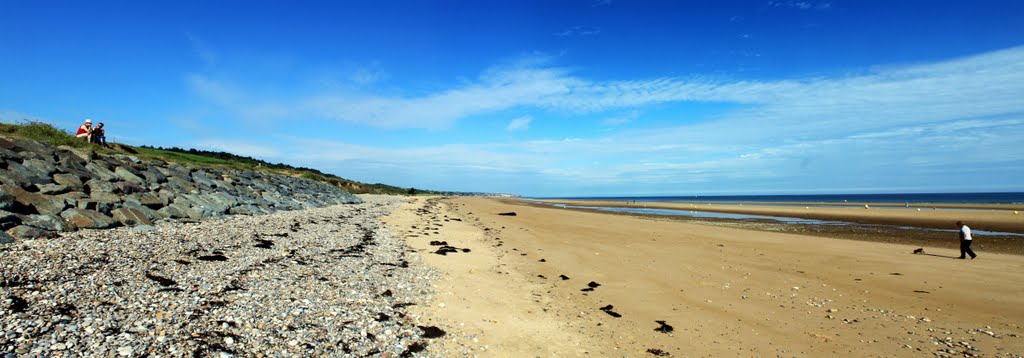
left=0, top=120, right=104, bottom=150
left=133, top=147, right=242, bottom=167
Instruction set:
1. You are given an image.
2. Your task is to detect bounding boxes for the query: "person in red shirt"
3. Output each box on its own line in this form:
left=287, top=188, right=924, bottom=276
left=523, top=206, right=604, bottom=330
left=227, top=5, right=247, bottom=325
left=75, top=119, right=93, bottom=140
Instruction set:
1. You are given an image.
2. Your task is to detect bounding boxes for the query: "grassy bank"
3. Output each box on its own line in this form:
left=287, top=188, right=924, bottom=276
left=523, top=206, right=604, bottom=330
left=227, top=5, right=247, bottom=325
left=0, top=121, right=419, bottom=195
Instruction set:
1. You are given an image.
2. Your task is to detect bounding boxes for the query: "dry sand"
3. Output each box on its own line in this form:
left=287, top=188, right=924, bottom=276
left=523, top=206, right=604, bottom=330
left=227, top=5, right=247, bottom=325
left=387, top=197, right=1024, bottom=357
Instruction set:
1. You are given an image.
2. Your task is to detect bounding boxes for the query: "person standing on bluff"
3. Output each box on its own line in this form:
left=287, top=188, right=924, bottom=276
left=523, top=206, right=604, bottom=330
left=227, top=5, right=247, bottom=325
left=956, top=221, right=978, bottom=259
left=75, top=119, right=93, bottom=141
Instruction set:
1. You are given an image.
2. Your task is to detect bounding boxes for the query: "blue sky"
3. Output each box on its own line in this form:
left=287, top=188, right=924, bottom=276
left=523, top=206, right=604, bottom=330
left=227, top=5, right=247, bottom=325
left=2, top=1, right=1023, bottom=196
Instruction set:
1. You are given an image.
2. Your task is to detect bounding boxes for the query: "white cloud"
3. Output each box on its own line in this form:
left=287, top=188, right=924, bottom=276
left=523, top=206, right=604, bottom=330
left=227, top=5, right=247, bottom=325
left=768, top=1, right=831, bottom=10
left=350, top=65, right=388, bottom=85
left=601, top=110, right=640, bottom=126
left=506, top=116, right=532, bottom=131
left=554, top=26, right=601, bottom=37
left=186, top=33, right=219, bottom=67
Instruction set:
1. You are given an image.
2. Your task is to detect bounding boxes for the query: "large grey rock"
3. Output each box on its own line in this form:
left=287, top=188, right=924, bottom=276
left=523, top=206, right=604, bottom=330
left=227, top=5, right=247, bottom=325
left=57, top=191, right=86, bottom=209
left=7, top=161, right=52, bottom=185
left=24, top=214, right=68, bottom=232
left=0, top=137, right=16, bottom=150
left=111, top=207, right=153, bottom=226
left=75, top=199, right=115, bottom=215
left=142, top=166, right=167, bottom=187
left=158, top=202, right=201, bottom=220
left=114, top=166, right=147, bottom=187
left=0, top=209, right=21, bottom=230
left=89, top=191, right=121, bottom=205
left=191, top=171, right=217, bottom=189
left=121, top=201, right=161, bottom=219
left=57, top=145, right=95, bottom=162
left=85, top=162, right=119, bottom=181
left=163, top=177, right=198, bottom=194
left=113, top=154, right=141, bottom=164
left=229, top=204, right=263, bottom=215
left=10, top=137, right=56, bottom=155
left=7, top=225, right=55, bottom=240
left=207, top=192, right=239, bottom=208
left=124, top=192, right=166, bottom=209
left=115, top=181, right=145, bottom=195
left=168, top=163, right=193, bottom=175
left=53, top=173, right=85, bottom=191
left=23, top=158, right=59, bottom=177
left=85, top=179, right=119, bottom=195
left=0, top=230, right=14, bottom=245
left=56, top=150, right=86, bottom=166
left=0, top=167, right=32, bottom=188
left=181, top=194, right=228, bottom=218
left=60, top=209, right=119, bottom=229
left=34, top=183, right=69, bottom=195
left=0, top=190, right=14, bottom=211
left=5, top=185, right=66, bottom=215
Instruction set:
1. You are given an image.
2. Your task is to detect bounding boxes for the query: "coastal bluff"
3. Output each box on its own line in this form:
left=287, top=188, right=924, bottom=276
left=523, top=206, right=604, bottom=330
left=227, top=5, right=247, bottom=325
left=0, top=137, right=361, bottom=243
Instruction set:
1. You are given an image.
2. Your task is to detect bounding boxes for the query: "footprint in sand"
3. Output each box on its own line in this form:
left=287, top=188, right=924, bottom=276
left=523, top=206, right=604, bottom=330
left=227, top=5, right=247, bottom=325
left=599, top=304, right=622, bottom=318
left=654, top=320, right=674, bottom=333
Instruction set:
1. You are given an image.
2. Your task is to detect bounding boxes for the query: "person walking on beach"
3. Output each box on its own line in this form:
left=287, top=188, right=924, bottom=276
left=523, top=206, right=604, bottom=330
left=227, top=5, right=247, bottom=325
left=956, top=221, right=978, bottom=259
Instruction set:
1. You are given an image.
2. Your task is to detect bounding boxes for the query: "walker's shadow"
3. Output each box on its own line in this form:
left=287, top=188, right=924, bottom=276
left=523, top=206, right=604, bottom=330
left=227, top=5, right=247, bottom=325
left=922, top=253, right=959, bottom=259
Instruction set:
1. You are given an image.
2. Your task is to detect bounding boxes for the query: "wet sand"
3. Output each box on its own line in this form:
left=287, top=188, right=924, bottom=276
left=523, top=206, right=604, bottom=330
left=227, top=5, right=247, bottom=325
left=388, top=197, right=1024, bottom=357
left=536, top=199, right=1024, bottom=234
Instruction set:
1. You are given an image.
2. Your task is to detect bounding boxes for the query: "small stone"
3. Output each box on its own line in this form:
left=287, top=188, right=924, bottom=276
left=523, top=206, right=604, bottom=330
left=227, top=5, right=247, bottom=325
left=118, top=346, right=133, bottom=356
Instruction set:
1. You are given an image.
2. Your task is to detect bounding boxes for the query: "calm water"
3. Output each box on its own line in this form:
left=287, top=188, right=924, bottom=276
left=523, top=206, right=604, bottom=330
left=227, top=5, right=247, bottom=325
left=551, top=204, right=1024, bottom=237
left=540, top=192, right=1024, bottom=204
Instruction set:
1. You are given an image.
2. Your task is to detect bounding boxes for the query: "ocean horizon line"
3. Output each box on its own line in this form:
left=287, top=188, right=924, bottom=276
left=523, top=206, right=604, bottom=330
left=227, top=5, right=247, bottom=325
left=530, top=191, right=1024, bottom=204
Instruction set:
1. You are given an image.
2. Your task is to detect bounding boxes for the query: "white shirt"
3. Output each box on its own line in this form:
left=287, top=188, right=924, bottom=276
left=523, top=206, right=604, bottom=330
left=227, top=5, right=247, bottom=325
left=961, top=225, right=973, bottom=241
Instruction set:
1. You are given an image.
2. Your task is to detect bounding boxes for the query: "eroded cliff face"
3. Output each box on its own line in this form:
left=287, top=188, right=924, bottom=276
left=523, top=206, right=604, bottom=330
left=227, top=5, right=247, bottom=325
left=0, top=137, right=361, bottom=242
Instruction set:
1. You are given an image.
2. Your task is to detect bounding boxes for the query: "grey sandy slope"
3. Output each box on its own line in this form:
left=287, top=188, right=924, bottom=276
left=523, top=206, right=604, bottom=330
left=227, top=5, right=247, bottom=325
left=0, top=136, right=360, bottom=244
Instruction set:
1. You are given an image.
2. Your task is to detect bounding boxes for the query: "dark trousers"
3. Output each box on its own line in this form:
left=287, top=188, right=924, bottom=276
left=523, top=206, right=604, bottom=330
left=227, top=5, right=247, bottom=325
left=960, top=240, right=977, bottom=259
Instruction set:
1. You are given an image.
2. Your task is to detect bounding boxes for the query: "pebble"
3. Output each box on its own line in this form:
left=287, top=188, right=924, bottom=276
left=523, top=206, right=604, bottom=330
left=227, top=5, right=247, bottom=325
left=0, top=195, right=439, bottom=357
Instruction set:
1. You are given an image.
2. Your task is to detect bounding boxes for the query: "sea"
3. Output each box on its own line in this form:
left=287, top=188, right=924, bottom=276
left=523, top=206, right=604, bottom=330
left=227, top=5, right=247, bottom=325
left=538, top=192, right=1024, bottom=204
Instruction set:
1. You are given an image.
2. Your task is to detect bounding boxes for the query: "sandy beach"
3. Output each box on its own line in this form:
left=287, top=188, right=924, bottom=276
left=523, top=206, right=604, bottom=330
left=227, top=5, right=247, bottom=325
left=389, top=197, right=1024, bottom=357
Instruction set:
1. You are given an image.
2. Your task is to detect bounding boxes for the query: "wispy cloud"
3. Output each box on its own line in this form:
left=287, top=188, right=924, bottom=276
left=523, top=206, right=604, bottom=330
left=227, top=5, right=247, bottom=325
left=186, top=46, right=1024, bottom=195
left=601, top=110, right=640, bottom=126
left=592, top=0, right=612, bottom=7
left=768, top=1, right=831, bottom=10
left=350, top=63, right=388, bottom=85
left=186, top=33, right=218, bottom=67
left=554, top=26, right=601, bottom=37
left=506, top=115, right=532, bottom=131
left=190, top=46, right=1024, bottom=134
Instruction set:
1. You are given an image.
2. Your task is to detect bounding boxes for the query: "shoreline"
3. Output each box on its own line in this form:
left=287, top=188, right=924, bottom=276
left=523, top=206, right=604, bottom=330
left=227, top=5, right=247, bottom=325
left=397, top=196, right=1024, bottom=356
left=533, top=199, right=1024, bottom=234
